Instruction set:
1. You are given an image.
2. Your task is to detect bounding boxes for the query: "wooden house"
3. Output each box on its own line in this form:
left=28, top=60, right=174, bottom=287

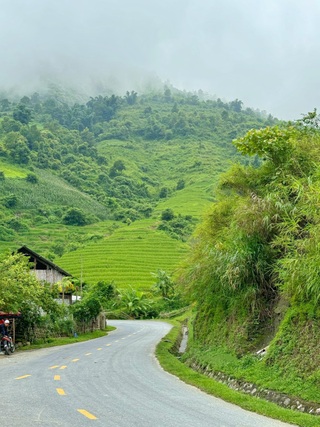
left=17, top=245, right=73, bottom=304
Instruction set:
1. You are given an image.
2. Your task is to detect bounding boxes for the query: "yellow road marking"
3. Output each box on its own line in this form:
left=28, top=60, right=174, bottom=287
left=106, top=344, right=111, bottom=346
left=54, top=375, right=60, bottom=381
left=60, top=365, right=67, bottom=370
left=97, top=348, right=102, bottom=351
left=78, top=409, right=97, bottom=420
left=85, top=352, right=92, bottom=356
left=121, top=337, right=126, bottom=340
left=72, top=358, right=79, bottom=362
left=56, top=388, right=66, bottom=395
left=49, top=365, right=59, bottom=370
left=15, top=375, right=31, bottom=380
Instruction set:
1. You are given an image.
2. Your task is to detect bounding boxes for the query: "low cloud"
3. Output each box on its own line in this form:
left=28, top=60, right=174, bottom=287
left=0, top=0, right=319, bottom=119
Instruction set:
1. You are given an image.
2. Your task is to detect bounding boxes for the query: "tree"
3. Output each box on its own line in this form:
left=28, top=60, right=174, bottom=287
left=109, top=159, right=126, bottom=177
left=71, top=295, right=102, bottom=327
left=4, top=132, right=30, bottom=164
left=176, top=179, right=185, bottom=190
left=152, top=270, right=175, bottom=299
left=26, top=172, right=38, bottom=184
left=62, top=208, right=87, bottom=226
left=0, top=253, right=55, bottom=312
left=230, top=98, right=243, bottom=112
left=125, top=90, right=138, bottom=105
left=13, top=104, right=33, bottom=124
left=2, top=194, right=18, bottom=208
left=159, top=187, right=169, bottom=199
left=119, top=287, right=152, bottom=318
left=161, top=208, right=174, bottom=221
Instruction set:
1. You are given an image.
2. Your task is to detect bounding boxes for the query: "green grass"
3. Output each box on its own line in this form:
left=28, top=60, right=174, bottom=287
left=58, top=219, right=188, bottom=289
left=156, top=318, right=320, bottom=427
left=19, top=326, right=116, bottom=351
left=0, top=169, right=108, bottom=217
left=0, top=160, right=28, bottom=178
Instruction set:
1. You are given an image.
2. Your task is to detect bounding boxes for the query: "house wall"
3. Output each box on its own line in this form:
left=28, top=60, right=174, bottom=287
left=31, top=269, right=66, bottom=284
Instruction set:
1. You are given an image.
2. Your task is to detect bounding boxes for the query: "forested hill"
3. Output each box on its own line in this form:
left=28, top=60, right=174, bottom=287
left=0, top=86, right=278, bottom=285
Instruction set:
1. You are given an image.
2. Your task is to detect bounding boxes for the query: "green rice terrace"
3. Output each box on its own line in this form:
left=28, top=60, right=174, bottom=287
left=58, top=220, right=188, bottom=289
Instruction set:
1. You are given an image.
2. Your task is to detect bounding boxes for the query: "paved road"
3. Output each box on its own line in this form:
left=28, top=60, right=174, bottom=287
left=0, top=320, right=296, bottom=426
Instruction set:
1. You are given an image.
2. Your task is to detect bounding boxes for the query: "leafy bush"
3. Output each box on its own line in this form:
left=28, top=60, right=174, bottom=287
left=0, top=225, right=15, bottom=241
left=2, top=193, right=18, bottom=208
left=62, top=207, right=88, bottom=226
left=26, top=172, right=38, bottom=183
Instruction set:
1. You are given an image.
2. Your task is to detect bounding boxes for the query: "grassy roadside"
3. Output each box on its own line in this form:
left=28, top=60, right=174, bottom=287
left=18, top=326, right=116, bottom=351
left=155, top=318, right=319, bottom=427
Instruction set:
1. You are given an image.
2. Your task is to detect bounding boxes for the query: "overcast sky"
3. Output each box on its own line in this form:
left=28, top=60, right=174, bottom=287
left=0, top=0, right=319, bottom=119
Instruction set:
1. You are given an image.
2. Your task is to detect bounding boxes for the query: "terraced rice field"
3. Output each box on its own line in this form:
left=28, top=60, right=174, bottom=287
left=58, top=220, right=188, bottom=290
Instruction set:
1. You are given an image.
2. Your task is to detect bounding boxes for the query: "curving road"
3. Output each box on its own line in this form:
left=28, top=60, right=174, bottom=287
left=0, top=320, right=296, bottom=426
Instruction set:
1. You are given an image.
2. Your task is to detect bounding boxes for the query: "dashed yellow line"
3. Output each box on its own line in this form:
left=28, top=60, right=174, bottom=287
left=54, top=375, right=61, bottom=381
left=78, top=409, right=97, bottom=420
left=60, top=365, right=67, bottom=370
left=72, top=358, right=80, bottom=362
left=56, top=388, right=66, bottom=396
left=97, top=348, right=102, bottom=351
left=106, top=344, right=111, bottom=347
left=15, top=375, right=31, bottom=380
left=49, top=365, right=60, bottom=370
left=85, top=352, right=92, bottom=356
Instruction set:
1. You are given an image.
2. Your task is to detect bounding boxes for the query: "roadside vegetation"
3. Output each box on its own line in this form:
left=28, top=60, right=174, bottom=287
left=156, top=316, right=319, bottom=427
left=177, top=111, right=320, bottom=416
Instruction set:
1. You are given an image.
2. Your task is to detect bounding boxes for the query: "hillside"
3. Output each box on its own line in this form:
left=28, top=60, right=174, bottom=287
left=179, top=114, right=320, bottom=409
left=0, top=87, right=277, bottom=287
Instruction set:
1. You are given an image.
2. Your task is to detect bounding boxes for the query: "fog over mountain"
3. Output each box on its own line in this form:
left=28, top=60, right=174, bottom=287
left=0, top=0, right=319, bottom=119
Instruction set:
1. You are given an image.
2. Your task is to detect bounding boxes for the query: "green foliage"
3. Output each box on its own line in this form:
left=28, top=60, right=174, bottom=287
left=0, top=225, right=15, bottom=241
left=62, top=207, right=88, bottom=226
left=1, top=193, right=18, bottom=208
left=118, top=287, right=154, bottom=318
left=0, top=252, right=59, bottom=313
left=161, top=208, right=174, bottom=221
left=181, top=117, right=320, bottom=352
left=26, top=172, right=38, bottom=183
left=151, top=269, right=175, bottom=299
left=159, top=186, right=169, bottom=198
left=85, top=280, right=117, bottom=308
left=176, top=179, right=185, bottom=190
left=13, top=104, right=33, bottom=124
left=71, top=295, right=102, bottom=324
left=158, top=213, right=195, bottom=241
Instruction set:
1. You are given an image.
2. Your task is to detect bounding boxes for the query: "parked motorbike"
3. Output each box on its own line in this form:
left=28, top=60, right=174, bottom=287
left=1, top=335, right=15, bottom=355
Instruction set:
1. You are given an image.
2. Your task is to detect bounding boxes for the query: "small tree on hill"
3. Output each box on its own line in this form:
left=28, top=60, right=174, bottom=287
left=161, top=208, right=174, bottom=221
left=62, top=208, right=87, bottom=226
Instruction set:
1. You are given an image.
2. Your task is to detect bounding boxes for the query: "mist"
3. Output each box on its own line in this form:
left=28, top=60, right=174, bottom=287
left=0, top=0, right=319, bottom=119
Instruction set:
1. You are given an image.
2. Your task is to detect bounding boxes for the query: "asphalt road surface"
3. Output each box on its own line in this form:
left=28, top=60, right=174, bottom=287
left=0, top=320, right=297, bottom=427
